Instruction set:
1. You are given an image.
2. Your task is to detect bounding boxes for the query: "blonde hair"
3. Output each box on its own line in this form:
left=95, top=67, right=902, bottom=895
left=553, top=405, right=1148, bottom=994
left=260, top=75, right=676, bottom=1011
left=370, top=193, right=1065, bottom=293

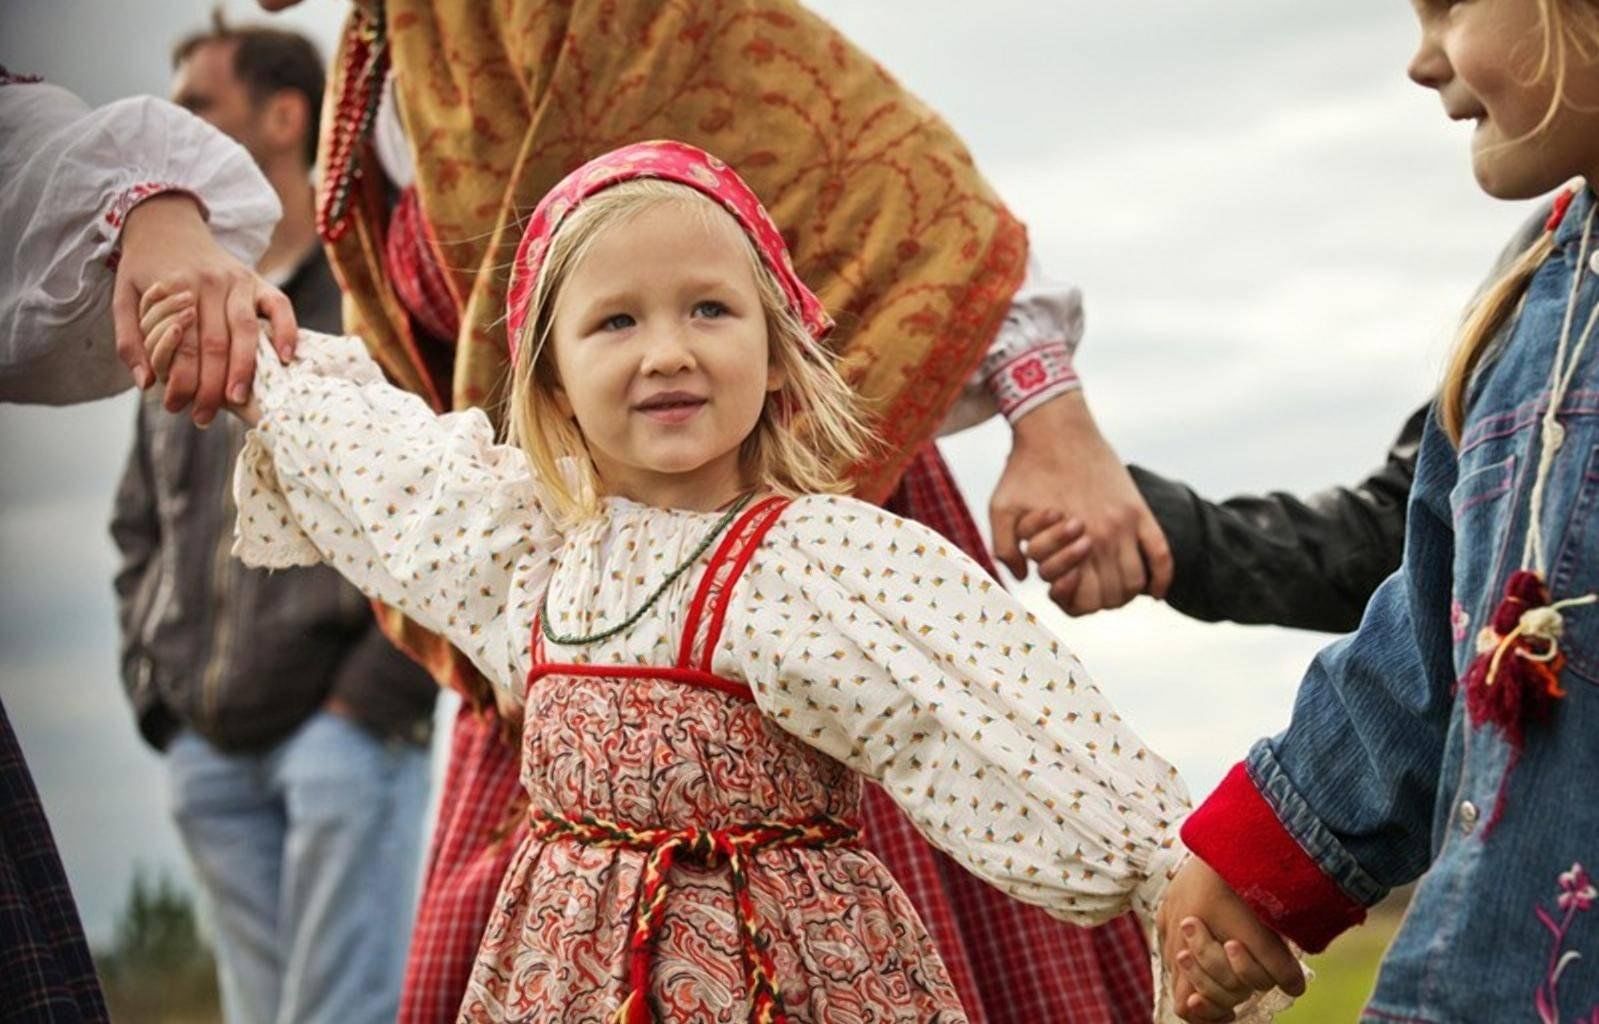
left=1441, top=0, right=1599, bottom=444
left=507, top=179, right=874, bottom=524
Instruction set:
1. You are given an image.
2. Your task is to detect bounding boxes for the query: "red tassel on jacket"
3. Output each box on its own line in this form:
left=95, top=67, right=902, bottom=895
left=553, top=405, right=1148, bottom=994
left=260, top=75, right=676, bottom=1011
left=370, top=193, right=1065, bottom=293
left=1460, top=570, right=1571, bottom=831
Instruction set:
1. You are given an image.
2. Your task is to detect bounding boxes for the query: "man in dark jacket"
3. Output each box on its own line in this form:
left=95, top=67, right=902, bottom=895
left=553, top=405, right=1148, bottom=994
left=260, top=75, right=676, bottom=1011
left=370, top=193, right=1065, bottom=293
left=1129, top=406, right=1424, bottom=633
left=109, top=19, right=436, bottom=1024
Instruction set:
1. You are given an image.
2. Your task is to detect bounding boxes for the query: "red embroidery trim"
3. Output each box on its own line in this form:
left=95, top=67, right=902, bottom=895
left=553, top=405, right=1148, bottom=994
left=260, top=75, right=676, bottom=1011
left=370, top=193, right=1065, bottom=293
left=983, top=339, right=1078, bottom=419
left=527, top=661, right=755, bottom=703
left=104, top=182, right=198, bottom=230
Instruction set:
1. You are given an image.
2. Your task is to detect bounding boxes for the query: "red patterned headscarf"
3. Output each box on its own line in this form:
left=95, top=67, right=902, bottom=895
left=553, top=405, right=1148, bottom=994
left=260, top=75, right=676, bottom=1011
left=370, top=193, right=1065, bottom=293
left=505, top=140, right=833, bottom=363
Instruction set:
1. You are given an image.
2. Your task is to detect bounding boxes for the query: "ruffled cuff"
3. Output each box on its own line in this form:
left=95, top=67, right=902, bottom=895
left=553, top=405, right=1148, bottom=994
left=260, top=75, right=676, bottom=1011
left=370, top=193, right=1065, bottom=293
left=233, top=423, right=325, bottom=569
left=230, top=330, right=388, bottom=569
left=985, top=339, right=1081, bottom=422
left=978, top=257, right=1085, bottom=423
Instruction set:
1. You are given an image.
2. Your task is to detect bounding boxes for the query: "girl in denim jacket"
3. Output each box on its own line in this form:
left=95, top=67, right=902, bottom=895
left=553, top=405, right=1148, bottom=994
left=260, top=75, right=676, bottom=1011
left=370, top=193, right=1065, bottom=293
left=1139, top=2, right=1599, bottom=1021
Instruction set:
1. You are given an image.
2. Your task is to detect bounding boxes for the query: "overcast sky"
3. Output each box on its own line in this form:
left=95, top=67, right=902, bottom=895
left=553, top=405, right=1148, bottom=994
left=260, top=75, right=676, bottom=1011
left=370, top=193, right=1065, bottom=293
left=0, top=0, right=1537, bottom=944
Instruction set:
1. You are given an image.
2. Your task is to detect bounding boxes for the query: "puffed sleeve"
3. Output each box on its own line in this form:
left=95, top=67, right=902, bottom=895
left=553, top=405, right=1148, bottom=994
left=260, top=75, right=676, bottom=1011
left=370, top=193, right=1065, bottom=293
left=234, top=329, right=563, bottom=692
left=726, top=496, right=1183, bottom=916
left=0, top=80, right=279, bottom=404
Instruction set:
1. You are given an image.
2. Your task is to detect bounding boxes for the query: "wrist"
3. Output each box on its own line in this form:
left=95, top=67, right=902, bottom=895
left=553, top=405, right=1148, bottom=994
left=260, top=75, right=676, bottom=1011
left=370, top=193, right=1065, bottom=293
left=118, top=188, right=207, bottom=240
left=1010, top=387, right=1099, bottom=442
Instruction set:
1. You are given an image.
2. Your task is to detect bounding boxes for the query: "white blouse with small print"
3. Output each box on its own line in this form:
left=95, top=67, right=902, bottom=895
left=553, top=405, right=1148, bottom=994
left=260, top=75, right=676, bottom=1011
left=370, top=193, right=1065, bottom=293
left=234, top=329, right=1291, bottom=1022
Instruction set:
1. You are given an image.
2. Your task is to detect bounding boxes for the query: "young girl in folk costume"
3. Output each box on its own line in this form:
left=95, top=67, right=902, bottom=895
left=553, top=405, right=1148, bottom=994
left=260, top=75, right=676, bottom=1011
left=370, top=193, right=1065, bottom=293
left=142, top=141, right=1273, bottom=1022
left=1154, top=1, right=1599, bottom=1021
left=311, top=3, right=1154, bottom=1018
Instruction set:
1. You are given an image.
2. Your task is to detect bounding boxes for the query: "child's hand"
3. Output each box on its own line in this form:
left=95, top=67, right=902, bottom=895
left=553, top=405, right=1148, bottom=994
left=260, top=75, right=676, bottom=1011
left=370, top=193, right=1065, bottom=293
left=1173, top=915, right=1285, bottom=1021
left=1158, top=857, right=1305, bottom=1022
left=139, top=281, right=198, bottom=382
left=139, top=281, right=261, bottom=425
left=1015, top=508, right=1090, bottom=602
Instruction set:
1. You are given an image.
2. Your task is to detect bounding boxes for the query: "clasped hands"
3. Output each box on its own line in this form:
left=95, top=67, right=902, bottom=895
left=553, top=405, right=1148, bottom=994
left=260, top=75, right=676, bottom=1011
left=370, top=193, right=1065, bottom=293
left=112, top=192, right=296, bottom=424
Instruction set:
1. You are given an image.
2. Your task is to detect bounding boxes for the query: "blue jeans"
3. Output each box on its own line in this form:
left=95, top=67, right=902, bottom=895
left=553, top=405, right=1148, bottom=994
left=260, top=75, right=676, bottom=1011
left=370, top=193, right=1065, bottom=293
left=167, top=710, right=430, bottom=1024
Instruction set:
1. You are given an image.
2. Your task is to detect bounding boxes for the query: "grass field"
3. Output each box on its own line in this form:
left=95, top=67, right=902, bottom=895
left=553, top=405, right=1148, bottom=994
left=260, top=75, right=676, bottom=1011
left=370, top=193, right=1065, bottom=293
left=1276, top=909, right=1403, bottom=1023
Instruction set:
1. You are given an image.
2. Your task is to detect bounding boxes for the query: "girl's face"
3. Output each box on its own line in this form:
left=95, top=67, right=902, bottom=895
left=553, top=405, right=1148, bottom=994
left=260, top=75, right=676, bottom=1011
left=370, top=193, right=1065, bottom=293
left=547, top=200, right=783, bottom=510
left=1408, top=0, right=1599, bottom=199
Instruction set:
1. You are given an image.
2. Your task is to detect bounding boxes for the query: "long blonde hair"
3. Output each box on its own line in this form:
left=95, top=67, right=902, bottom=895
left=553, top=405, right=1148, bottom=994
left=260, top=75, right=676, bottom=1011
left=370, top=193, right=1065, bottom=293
left=506, top=179, right=874, bottom=524
left=1440, top=0, right=1599, bottom=444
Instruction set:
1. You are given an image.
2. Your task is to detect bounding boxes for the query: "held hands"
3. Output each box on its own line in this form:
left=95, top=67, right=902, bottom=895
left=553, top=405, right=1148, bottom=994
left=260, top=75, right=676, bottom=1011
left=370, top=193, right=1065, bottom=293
left=139, top=282, right=264, bottom=425
left=990, top=391, right=1173, bottom=614
left=114, top=193, right=296, bottom=425
left=1157, top=857, right=1306, bottom=1022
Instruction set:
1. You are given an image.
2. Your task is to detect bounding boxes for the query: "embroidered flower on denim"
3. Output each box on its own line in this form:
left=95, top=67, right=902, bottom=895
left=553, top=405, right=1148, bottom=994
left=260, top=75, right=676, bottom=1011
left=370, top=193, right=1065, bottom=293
left=1536, top=862, right=1599, bottom=1023
left=1562, top=866, right=1599, bottom=912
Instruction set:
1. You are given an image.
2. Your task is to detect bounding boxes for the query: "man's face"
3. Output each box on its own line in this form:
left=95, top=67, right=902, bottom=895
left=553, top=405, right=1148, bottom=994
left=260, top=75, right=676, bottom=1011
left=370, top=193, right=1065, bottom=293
left=171, top=41, right=269, bottom=161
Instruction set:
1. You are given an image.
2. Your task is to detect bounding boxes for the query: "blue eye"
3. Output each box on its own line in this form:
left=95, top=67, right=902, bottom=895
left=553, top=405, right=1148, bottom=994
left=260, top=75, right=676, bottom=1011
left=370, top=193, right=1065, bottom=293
left=693, top=300, right=729, bottom=319
left=599, top=313, right=635, bottom=332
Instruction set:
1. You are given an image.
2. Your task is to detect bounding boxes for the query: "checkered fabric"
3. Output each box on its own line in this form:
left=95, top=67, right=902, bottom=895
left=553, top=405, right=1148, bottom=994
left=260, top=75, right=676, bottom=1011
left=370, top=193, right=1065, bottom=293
left=386, top=185, right=461, bottom=347
left=0, top=699, right=109, bottom=1024
left=395, top=705, right=525, bottom=1024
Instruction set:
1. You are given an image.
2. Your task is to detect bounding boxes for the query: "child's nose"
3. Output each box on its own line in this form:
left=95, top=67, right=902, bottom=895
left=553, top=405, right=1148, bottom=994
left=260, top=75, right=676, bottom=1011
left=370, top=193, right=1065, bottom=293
left=640, top=324, right=696, bottom=374
left=1407, top=34, right=1449, bottom=91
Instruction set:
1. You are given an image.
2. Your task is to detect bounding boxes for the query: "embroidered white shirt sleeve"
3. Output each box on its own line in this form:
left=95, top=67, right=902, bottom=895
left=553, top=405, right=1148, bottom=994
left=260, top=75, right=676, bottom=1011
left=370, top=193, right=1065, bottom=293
left=942, top=257, right=1085, bottom=434
left=233, top=329, right=563, bottom=690
left=0, top=82, right=279, bottom=405
left=723, top=495, right=1189, bottom=928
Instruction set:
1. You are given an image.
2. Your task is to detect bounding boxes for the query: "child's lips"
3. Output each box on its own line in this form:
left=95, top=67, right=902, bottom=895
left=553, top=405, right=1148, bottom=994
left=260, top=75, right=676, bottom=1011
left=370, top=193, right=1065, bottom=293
left=634, top=393, right=707, bottom=424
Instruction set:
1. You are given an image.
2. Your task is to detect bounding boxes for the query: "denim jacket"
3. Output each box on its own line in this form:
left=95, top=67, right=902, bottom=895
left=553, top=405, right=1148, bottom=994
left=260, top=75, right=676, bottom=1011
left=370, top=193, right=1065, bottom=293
left=1182, top=190, right=1599, bottom=1024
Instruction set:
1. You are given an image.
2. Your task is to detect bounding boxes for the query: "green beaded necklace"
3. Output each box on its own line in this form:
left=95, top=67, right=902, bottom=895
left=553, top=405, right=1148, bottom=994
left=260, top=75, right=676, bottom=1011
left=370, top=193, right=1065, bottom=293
left=540, top=491, right=756, bottom=647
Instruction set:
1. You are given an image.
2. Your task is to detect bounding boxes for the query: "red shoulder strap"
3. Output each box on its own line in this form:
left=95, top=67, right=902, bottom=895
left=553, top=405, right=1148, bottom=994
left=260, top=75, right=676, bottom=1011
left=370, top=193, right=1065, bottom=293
left=676, top=496, right=791, bottom=672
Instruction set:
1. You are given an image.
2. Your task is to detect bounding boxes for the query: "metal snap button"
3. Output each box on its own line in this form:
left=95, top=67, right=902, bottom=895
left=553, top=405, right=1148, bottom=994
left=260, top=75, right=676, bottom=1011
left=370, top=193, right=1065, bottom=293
left=1459, top=800, right=1480, bottom=832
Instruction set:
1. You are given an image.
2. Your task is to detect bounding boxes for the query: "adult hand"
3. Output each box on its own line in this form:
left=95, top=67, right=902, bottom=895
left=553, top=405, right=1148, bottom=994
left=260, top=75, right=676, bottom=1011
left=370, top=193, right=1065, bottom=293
left=114, top=192, right=296, bottom=426
left=1157, top=857, right=1305, bottom=1022
left=989, top=390, right=1173, bottom=613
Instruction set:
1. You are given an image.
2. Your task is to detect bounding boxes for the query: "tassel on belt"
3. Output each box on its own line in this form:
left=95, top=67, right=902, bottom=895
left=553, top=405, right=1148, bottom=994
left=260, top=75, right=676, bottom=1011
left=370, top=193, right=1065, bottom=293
left=530, top=810, right=860, bottom=1024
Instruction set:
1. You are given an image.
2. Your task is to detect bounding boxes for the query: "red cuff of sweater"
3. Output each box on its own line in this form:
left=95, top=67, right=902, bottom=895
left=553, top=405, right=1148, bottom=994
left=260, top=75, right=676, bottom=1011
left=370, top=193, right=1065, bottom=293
left=1180, top=762, right=1367, bottom=953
